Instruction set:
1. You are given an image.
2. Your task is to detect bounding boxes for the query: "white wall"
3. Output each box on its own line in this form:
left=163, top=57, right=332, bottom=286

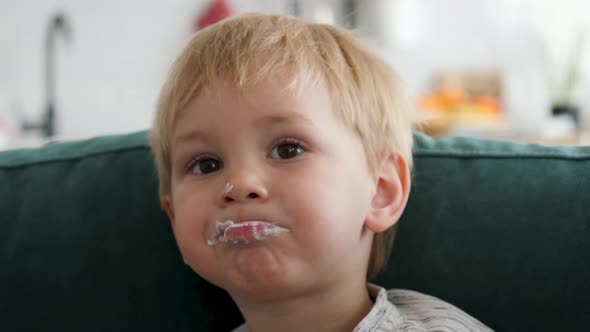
left=2, top=0, right=590, bottom=146
left=0, top=0, right=287, bottom=144
left=376, top=0, right=590, bottom=135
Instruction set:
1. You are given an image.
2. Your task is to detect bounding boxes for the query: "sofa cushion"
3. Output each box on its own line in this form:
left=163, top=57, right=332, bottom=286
left=0, top=132, right=241, bottom=331
left=378, top=133, right=590, bottom=331
left=1, top=131, right=589, bottom=331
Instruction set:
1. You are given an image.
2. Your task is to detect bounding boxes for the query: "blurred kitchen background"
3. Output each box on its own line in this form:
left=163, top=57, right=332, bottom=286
left=2, top=0, right=590, bottom=150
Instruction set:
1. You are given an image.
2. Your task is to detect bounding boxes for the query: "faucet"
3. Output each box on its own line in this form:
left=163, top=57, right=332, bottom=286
left=22, top=12, right=71, bottom=138
left=288, top=0, right=301, bottom=16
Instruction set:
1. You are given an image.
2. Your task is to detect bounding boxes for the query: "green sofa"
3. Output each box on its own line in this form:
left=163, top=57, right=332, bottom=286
left=1, top=131, right=589, bottom=331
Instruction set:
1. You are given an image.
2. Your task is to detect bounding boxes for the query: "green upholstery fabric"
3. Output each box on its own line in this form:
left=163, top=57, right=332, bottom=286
left=1, top=131, right=589, bottom=331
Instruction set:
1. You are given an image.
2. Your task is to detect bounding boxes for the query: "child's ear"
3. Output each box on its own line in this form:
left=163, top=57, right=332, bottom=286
left=162, top=196, right=176, bottom=228
left=365, top=153, right=411, bottom=233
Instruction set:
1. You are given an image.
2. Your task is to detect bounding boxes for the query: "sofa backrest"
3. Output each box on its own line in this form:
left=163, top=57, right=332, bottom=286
left=1, top=131, right=589, bottom=331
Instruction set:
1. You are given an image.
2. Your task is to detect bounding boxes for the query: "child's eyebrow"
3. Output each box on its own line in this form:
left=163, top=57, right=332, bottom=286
left=257, top=112, right=316, bottom=129
left=173, top=130, right=213, bottom=145
left=173, top=112, right=315, bottom=145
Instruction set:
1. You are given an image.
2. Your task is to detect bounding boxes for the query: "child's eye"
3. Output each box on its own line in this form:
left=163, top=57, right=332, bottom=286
left=187, top=156, right=223, bottom=175
left=270, top=139, right=305, bottom=160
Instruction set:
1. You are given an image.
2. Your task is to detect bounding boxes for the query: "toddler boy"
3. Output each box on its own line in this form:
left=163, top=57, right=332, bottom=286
left=150, top=13, right=492, bottom=332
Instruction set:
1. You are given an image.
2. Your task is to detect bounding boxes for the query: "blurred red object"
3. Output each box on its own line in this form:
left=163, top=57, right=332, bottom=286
left=195, top=0, right=233, bottom=31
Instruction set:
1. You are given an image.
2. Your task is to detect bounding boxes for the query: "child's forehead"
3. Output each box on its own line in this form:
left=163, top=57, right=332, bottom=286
left=168, top=65, right=352, bottom=147
left=194, top=73, right=331, bottom=111
left=206, top=68, right=325, bottom=97
left=171, top=75, right=343, bottom=140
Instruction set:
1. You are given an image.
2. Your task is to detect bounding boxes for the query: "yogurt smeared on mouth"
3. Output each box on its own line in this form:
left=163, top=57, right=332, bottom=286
left=207, top=220, right=289, bottom=246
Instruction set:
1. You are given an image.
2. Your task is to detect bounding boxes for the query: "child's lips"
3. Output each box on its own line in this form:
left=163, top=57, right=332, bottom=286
left=207, top=220, right=289, bottom=246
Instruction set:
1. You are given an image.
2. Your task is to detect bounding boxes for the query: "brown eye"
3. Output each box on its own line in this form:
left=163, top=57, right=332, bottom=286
left=270, top=142, right=305, bottom=159
left=189, top=157, right=222, bottom=174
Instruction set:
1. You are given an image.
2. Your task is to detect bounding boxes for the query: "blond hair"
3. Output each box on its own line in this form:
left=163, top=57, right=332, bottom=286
left=150, top=13, right=414, bottom=281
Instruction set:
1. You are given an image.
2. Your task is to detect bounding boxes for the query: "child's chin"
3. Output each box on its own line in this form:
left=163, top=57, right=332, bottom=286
left=225, top=277, right=304, bottom=304
left=222, top=246, right=297, bottom=297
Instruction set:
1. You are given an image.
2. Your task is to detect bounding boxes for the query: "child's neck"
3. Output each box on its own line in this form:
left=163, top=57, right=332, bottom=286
left=234, top=279, right=374, bottom=332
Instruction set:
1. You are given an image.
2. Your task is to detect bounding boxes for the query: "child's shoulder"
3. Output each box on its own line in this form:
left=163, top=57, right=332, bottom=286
left=385, top=288, right=494, bottom=331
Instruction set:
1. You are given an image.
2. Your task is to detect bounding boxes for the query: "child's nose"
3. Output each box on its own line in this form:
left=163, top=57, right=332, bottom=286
left=219, top=176, right=268, bottom=205
left=223, top=190, right=263, bottom=204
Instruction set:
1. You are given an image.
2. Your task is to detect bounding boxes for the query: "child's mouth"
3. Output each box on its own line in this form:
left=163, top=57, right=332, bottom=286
left=207, top=220, right=290, bottom=246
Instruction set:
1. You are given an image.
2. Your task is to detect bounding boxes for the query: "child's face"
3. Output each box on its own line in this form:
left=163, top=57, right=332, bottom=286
left=163, top=76, right=378, bottom=301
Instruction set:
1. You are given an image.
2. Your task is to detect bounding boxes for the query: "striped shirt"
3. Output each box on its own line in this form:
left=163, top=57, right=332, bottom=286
left=232, top=284, right=493, bottom=331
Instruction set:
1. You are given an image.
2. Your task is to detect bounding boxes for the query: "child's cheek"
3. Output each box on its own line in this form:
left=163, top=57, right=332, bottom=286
left=172, top=211, right=210, bottom=273
left=284, top=171, right=341, bottom=241
left=170, top=186, right=212, bottom=264
left=174, top=198, right=209, bottom=241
